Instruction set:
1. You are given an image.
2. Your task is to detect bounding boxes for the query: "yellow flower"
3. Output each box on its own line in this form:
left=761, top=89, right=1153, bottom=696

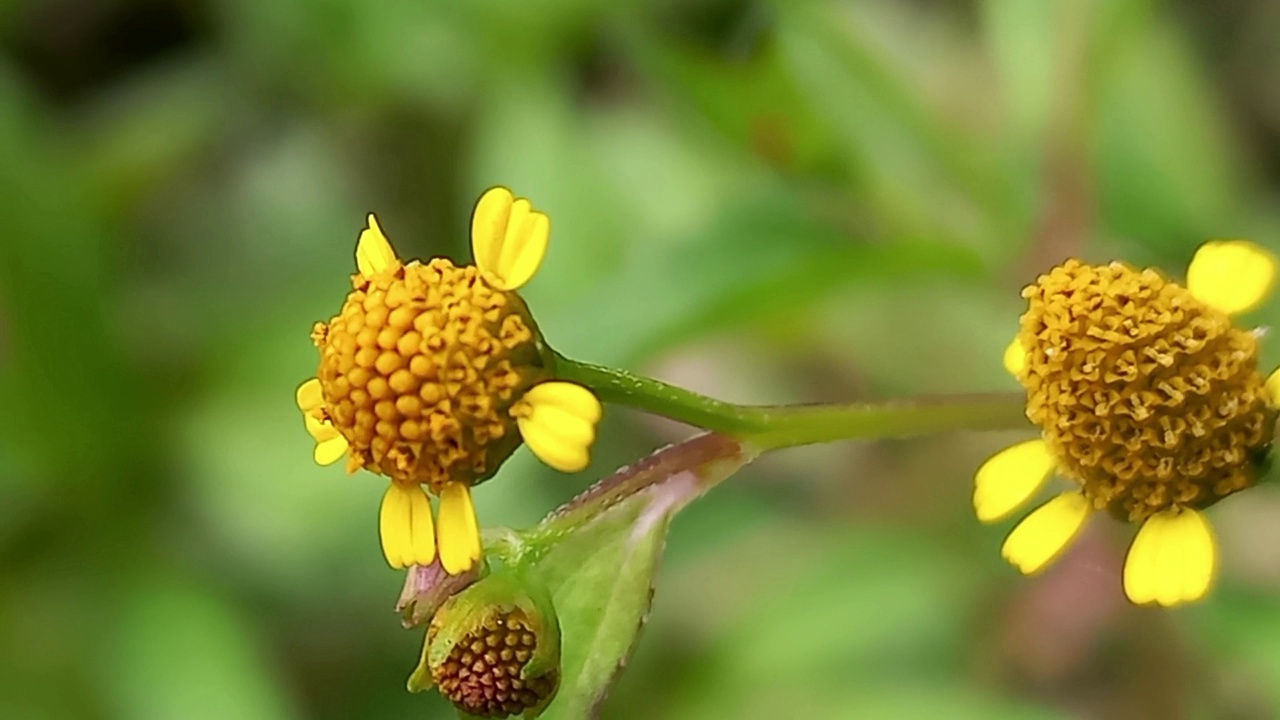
left=296, top=187, right=604, bottom=575
left=977, top=240, right=1279, bottom=607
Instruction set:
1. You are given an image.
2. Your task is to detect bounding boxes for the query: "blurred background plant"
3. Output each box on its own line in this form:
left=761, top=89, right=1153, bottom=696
left=2, top=0, right=1279, bottom=718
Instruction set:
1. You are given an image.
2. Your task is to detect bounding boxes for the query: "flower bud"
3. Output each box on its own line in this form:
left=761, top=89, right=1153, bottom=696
left=407, top=568, right=560, bottom=718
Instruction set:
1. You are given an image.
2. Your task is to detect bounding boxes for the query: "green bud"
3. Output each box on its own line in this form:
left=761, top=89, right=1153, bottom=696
left=407, top=566, right=560, bottom=718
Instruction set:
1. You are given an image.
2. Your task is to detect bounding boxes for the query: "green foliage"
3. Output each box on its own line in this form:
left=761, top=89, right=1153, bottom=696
left=2, top=0, right=1280, bottom=718
left=523, top=435, right=753, bottom=718
left=100, top=577, right=298, bottom=720
left=532, top=499, right=670, bottom=718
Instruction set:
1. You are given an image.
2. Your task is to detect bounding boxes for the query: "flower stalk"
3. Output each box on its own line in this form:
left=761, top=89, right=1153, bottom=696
left=553, top=353, right=1029, bottom=451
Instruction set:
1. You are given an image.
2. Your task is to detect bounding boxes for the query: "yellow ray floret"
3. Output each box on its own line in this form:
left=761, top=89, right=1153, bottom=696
left=470, top=186, right=549, bottom=291
left=1002, top=337, right=1026, bottom=377
left=1266, top=368, right=1280, bottom=410
left=356, top=213, right=400, bottom=278
left=379, top=482, right=436, bottom=570
left=974, top=439, right=1057, bottom=523
left=297, top=378, right=349, bottom=465
left=1001, top=492, right=1092, bottom=575
left=1123, top=508, right=1217, bottom=607
left=515, top=381, right=603, bottom=473
left=296, top=377, right=323, bottom=414
left=305, top=414, right=349, bottom=465
left=1186, top=240, right=1277, bottom=316
left=437, top=482, right=481, bottom=575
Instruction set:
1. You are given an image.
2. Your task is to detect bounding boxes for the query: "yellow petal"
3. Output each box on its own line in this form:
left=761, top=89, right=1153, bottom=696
left=296, top=378, right=323, bottom=413
left=380, top=483, right=412, bottom=569
left=406, top=486, right=437, bottom=568
left=469, top=187, right=549, bottom=291
left=470, top=187, right=513, bottom=273
left=1122, top=512, right=1164, bottom=605
left=1186, top=240, right=1277, bottom=316
left=313, top=435, right=348, bottom=466
left=378, top=483, right=437, bottom=570
left=1266, top=367, right=1280, bottom=410
left=437, top=483, right=481, bottom=575
left=516, top=381, right=602, bottom=472
left=1000, top=492, right=1091, bottom=575
left=356, top=213, right=399, bottom=278
left=304, top=413, right=339, bottom=442
left=973, top=439, right=1057, bottom=523
left=1002, top=337, right=1026, bottom=377
left=1123, top=508, right=1217, bottom=607
left=523, top=380, right=603, bottom=423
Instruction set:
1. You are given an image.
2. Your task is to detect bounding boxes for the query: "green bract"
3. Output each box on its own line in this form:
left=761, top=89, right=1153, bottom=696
left=400, top=433, right=757, bottom=718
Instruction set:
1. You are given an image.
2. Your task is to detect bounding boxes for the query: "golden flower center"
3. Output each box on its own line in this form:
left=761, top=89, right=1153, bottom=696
left=432, top=613, right=557, bottom=718
left=1018, top=259, right=1274, bottom=522
left=312, top=257, right=548, bottom=490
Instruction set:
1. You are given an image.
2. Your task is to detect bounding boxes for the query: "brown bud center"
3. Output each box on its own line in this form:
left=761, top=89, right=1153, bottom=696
left=432, top=613, right=557, bottom=718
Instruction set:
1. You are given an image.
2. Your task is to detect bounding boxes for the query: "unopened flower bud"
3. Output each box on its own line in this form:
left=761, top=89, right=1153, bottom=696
left=407, top=568, right=560, bottom=718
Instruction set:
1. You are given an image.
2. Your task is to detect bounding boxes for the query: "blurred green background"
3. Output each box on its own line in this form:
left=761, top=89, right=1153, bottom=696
left=2, top=0, right=1280, bottom=718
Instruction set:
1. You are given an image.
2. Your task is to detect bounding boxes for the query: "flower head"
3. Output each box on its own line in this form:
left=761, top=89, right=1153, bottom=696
left=428, top=610, right=557, bottom=717
left=407, top=568, right=561, bottom=718
left=297, top=188, right=603, bottom=574
left=976, top=240, right=1279, bottom=607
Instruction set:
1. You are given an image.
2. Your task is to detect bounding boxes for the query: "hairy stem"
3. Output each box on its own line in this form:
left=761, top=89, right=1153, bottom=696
left=554, top=354, right=1029, bottom=451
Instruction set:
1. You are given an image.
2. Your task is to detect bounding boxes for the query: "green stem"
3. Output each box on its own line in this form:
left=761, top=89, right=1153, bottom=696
left=554, top=354, right=1029, bottom=451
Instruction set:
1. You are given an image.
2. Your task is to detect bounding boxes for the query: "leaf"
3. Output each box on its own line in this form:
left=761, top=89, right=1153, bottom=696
left=522, top=433, right=757, bottom=719
left=535, top=501, right=667, bottom=719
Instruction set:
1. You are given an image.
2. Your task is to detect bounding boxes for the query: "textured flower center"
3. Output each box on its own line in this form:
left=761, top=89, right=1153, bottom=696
left=432, top=613, right=557, bottom=718
left=312, top=258, right=548, bottom=491
left=1017, top=260, right=1274, bottom=522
